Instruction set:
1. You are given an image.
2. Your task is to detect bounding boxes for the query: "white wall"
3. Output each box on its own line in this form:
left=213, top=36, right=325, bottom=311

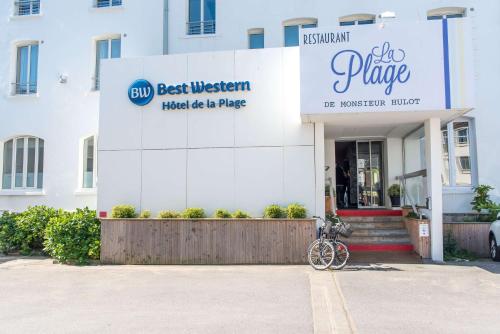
left=0, top=0, right=164, bottom=211
left=1, top=0, right=499, bottom=213
left=97, top=48, right=316, bottom=217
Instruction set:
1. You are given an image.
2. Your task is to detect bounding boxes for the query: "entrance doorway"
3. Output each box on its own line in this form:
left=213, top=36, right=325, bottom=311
left=335, top=140, right=384, bottom=209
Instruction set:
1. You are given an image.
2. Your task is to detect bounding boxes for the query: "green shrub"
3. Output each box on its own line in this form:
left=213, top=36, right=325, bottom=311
left=44, top=208, right=100, bottom=265
left=232, top=210, right=251, bottom=219
left=182, top=208, right=205, bottom=219
left=158, top=210, right=181, bottom=219
left=14, top=206, right=61, bottom=254
left=444, top=231, right=477, bottom=261
left=263, top=204, right=286, bottom=219
left=471, top=185, right=494, bottom=212
left=286, top=204, right=307, bottom=219
left=214, top=209, right=232, bottom=218
left=406, top=211, right=419, bottom=219
left=388, top=184, right=401, bottom=197
left=139, top=210, right=151, bottom=218
left=0, top=211, right=19, bottom=254
left=111, top=205, right=137, bottom=218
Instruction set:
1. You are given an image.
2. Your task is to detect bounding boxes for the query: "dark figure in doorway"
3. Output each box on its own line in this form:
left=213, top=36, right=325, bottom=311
left=336, top=161, right=347, bottom=208
left=342, top=159, right=351, bottom=207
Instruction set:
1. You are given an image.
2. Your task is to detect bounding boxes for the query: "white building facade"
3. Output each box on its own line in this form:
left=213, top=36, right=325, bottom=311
left=0, top=0, right=498, bottom=241
left=0, top=0, right=165, bottom=211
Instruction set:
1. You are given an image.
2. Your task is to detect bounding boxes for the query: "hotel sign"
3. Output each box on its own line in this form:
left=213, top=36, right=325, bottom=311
left=300, top=22, right=448, bottom=114
left=128, top=79, right=251, bottom=110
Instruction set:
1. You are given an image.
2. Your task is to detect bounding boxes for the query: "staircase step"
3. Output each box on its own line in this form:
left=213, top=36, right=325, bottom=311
left=341, top=216, right=404, bottom=223
left=349, top=244, right=414, bottom=252
left=351, top=229, right=409, bottom=237
left=337, top=209, right=402, bottom=217
left=346, top=235, right=411, bottom=244
left=349, top=222, right=405, bottom=229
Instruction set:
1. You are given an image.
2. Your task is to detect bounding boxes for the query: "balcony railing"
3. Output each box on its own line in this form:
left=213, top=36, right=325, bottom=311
left=94, top=0, right=122, bottom=8
left=14, top=0, right=40, bottom=16
left=187, top=20, right=216, bottom=35
left=11, top=83, right=37, bottom=95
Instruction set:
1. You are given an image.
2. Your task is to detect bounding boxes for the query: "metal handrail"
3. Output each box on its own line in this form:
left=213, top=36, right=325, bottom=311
left=396, top=169, right=427, bottom=219
left=14, top=0, right=40, bottom=16
left=186, top=20, right=216, bottom=35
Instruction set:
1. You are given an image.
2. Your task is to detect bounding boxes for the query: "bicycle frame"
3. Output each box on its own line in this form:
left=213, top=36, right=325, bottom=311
left=313, top=215, right=349, bottom=247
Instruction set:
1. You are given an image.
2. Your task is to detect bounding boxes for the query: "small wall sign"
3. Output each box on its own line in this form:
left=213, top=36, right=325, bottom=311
left=419, top=223, right=429, bottom=237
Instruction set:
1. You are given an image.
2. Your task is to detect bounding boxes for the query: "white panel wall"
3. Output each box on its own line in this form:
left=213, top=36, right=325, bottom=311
left=98, top=48, right=316, bottom=217
left=142, top=55, right=188, bottom=150
left=97, top=150, right=142, bottom=211
left=142, top=150, right=187, bottom=213
left=234, top=147, right=284, bottom=215
left=187, top=148, right=235, bottom=212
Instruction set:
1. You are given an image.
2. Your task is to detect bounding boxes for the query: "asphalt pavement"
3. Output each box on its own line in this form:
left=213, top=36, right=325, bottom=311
left=1, top=257, right=499, bottom=334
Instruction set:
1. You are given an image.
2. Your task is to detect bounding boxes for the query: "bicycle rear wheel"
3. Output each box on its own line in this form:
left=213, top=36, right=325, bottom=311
left=330, top=241, right=349, bottom=270
left=308, top=239, right=335, bottom=270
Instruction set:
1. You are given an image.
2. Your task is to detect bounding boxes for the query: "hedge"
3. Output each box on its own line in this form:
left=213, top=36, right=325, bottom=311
left=14, top=206, right=62, bottom=255
left=0, top=211, right=19, bottom=254
left=44, top=208, right=100, bottom=264
left=0, top=206, right=100, bottom=264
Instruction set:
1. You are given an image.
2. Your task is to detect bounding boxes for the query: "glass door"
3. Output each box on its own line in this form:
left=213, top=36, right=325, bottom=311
left=356, top=141, right=384, bottom=208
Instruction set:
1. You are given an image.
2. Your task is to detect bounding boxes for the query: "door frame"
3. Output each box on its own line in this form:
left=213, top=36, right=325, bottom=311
left=355, top=139, right=385, bottom=209
left=332, top=136, right=388, bottom=210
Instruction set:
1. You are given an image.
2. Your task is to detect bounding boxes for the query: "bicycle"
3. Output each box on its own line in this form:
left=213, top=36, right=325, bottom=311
left=307, top=214, right=353, bottom=270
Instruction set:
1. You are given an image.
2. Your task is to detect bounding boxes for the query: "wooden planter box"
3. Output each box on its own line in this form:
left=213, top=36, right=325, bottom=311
left=405, top=218, right=431, bottom=259
left=443, top=222, right=492, bottom=257
left=100, top=218, right=316, bottom=265
left=405, top=219, right=492, bottom=258
left=325, top=196, right=333, bottom=213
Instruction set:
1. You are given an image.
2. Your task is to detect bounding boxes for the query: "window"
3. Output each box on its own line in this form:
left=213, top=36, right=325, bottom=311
left=14, top=43, right=38, bottom=95
left=339, top=14, right=376, bottom=26
left=283, top=18, right=317, bottom=47
left=94, top=37, right=121, bottom=90
left=455, top=126, right=469, bottom=145
left=457, top=156, right=471, bottom=173
left=14, top=0, right=40, bottom=16
left=379, top=11, right=396, bottom=20
left=82, top=136, right=96, bottom=189
left=2, top=136, right=44, bottom=190
left=187, top=0, right=216, bottom=35
left=441, top=130, right=450, bottom=186
left=427, top=7, right=466, bottom=20
left=248, top=28, right=264, bottom=49
left=441, top=119, right=476, bottom=187
left=94, top=0, right=122, bottom=8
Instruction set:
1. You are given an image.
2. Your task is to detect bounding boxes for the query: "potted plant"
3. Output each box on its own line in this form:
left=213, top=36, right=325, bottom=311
left=388, top=184, right=401, bottom=207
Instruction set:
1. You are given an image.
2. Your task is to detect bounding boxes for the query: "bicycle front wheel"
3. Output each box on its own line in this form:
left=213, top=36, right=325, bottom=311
left=331, top=241, right=350, bottom=270
left=308, top=239, right=335, bottom=270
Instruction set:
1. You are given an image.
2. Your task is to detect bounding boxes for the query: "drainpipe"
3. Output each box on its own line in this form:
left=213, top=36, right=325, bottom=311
left=163, top=0, right=169, bottom=55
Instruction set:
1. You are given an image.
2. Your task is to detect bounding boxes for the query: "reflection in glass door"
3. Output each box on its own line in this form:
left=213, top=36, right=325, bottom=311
left=356, top=141, right=384, bottom=208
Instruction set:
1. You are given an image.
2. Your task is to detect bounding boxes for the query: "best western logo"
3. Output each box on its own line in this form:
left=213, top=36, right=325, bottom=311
left=128, top=79, right=154, bottom=106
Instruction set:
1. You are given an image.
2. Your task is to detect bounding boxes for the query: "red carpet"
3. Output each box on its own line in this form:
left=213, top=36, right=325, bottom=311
left=349, top=244, right=413, bottom=252
left=337, top=209, right=402, bottom=217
